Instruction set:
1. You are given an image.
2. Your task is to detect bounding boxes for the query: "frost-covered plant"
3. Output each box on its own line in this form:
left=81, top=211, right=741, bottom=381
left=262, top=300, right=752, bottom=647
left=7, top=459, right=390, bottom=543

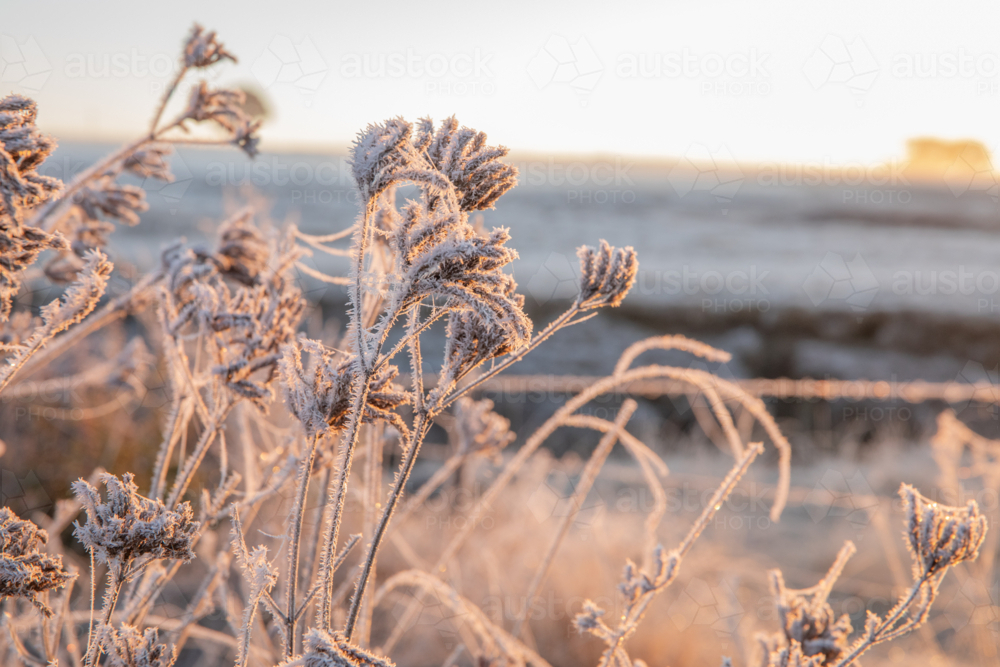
left=575, top=443, right=764, bottom=667
left=73, top=473, right=199, bottom=570
left=753, top=485, right=987, bottom=667
left=0, top=507, right=74, bottom=615
left=278, top=628, right=395, bottom=667
left=757, top=542, right=856, bottom=665
left=0, top=23, right=260, bottom=396
left=98, top=624, right=171, bottom=667
left=0, top=249, right=113, bottom=392
left=280, top=337, right=410, bottom=439
left=73, top=473, right=199, bottom=665
left=0, top=95, right=66, bottom=319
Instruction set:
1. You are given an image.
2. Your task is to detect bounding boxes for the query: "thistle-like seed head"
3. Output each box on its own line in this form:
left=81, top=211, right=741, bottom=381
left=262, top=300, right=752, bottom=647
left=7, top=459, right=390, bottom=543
left=576, top=240, right=638, bottom=309
left=0, top=508, right=74, bottom=615
left=900, top=483, right=987, bottom=577
left=72, top=473, right=200, bottom=572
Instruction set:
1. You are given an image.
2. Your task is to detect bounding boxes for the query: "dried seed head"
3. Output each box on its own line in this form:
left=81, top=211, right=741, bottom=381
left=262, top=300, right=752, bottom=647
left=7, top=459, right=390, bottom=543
left=209, top=276, right=305, bottom=406
left=434, top=287, right=532, bottom=403
left=0, top=95, right=67, bottom=318
left=350, top=118, right=415, bottom=203
left=0, top=220, right=68, bottom=319
left=279, top=629, right=395, bottom=667
left=453, top=397, right=515, bottom=462
left=900, top=483, right=988, bottom=577
left=184, top=83, right=261, bottom=157
left=182, top=24, right=236, bottom=69
left=0, top=95, right=62, bottom=221
left=75, top=177, right=148, bottom=228
left=0, top=507, right=74, bottom=616
left=573, top=600, right=612, bottom=640
left=100, top=624, right=170, bottom=667
left=162, top=232, right=305, bottom=408
left=280, top=338, right=411, bottom=437
left=769, top=570, right=851, bottom=659
left=576, top=240, right=638, bottom=309
left=416, top=115, right=518, bottom=211
left=72, top=472, right=200, bottom=571
left=122, top=143, right=175, bottom=181
left=209, top=208, right=271, bottom=285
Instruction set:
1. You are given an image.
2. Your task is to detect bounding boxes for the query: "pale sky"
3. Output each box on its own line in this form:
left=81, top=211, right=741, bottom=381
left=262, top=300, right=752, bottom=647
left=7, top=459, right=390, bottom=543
left=3, top=0, right=999, bottom=164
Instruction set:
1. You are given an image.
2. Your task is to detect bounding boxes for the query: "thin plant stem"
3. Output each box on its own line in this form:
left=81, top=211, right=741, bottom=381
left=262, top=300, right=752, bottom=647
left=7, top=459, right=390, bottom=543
left=283, top=433, right=321, bottom=658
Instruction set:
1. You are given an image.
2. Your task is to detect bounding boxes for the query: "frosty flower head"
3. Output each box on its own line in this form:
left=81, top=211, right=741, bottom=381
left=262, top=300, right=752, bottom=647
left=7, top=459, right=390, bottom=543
left=0, top=95, right=63, bottom=221
left=436, top=297, right=531, bottom=401
left=123, top=143, right=174, bottom=181
left=209, top=277, right=305, bottom=406
left=183, top=83, right=261, bottom=157
left=280, top=628, right=395, bottom=667
left=182, top=24, right=236, bottom=69
left=350, top=118, right=415, bottom=203
left=164, top=260, right=304, bottom=406
left=769, top=545, right=856, bottom=662
left=416, top=115, right=518, bottom=212
left=75, top=177, right=148, bottom=228
left=210, top=209, right=271, bottom=285
left=453, top=397, right=515, bottom=462
left=573, top=600, right=609, bottom=637
left=0, top=507, right=74, bottom=616
left=576, top=240, right=638, bottom=309
left=72, top=473, right=200, bottom=571
left=350, top=116, right=518, bottom=213
left=0, top=220, right=68, bottom=320
left=900, top=483, right=987, bottom=577
left=0, top=94, right=68, bottom=318
left=100, top=624, right=170, bottom=667
left=280, top=338, right=410, bottom=438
